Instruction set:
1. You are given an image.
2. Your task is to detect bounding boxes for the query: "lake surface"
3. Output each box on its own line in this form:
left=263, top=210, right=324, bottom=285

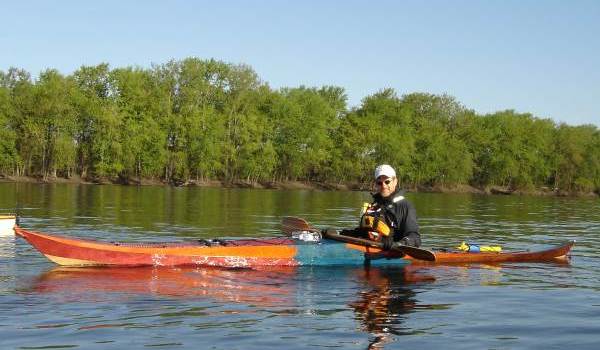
left=0, top=183, right=599, bottom=349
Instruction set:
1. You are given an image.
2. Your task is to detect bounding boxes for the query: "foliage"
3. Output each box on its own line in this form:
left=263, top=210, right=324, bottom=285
left=0, top=59, right=598, bottom=194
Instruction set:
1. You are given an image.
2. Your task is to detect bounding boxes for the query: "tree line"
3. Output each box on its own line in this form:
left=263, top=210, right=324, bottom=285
left=0, top=58, right=598, bottom=193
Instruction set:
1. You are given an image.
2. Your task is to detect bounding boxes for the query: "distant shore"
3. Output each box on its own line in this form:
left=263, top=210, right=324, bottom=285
left=1, top=175, right=597, bottom=198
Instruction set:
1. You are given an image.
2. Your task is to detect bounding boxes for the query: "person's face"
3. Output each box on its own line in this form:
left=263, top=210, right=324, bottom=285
left=375, top=176, right=397, bottom=197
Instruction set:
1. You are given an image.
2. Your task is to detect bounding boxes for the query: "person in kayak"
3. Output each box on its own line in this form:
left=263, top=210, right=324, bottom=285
left=339, top=164, right=422, bottom=249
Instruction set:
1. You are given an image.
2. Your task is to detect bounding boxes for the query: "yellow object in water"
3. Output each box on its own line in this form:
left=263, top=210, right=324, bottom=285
left=457, top=241, right=502, bottom=253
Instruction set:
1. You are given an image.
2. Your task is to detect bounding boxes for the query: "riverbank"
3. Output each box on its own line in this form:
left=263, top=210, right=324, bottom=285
left=0, top=175, right=597, bottom=197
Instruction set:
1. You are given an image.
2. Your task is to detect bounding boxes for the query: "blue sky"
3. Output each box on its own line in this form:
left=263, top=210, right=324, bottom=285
left=2, top=0, right=599, bottom=126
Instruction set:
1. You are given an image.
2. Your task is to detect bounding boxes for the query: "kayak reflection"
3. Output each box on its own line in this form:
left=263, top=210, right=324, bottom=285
left=31, top=266, right=298, bottom=305
left=350, top=266, right=440, bottom=350
left=30, top=264, right=444, bottom=349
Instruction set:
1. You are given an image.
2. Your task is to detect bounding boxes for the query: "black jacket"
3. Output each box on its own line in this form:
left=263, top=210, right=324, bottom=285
left=371, top=189, right=421, bottom=247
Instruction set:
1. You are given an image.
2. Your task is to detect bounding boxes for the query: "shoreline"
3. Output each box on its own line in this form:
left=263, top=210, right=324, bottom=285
left=0, top=175, right=597, bottom=198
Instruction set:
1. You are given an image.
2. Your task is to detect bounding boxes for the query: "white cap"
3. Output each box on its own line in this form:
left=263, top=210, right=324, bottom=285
left=374, top=164, right=396, bottom=179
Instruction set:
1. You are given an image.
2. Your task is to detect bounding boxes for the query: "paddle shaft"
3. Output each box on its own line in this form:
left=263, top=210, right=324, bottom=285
left=322, top=230, right=435, bottom=261
left=322, top=231, right=386, bottom=249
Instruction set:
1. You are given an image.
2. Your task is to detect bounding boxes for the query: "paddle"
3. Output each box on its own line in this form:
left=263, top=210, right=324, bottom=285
left=281, top=216, right=436, bottom=261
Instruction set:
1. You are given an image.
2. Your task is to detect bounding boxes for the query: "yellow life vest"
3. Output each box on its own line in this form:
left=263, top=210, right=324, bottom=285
left=360, top=215, right=391, bottom=241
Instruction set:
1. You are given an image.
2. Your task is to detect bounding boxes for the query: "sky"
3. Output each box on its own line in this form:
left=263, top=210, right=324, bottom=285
left=2, top=0, right=599, bottom=126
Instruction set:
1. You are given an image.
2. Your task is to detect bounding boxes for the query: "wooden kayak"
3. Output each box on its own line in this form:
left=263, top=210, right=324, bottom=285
left=0, top=214, right=16, bottom=236
left=15, top=226, right=573, bottom=268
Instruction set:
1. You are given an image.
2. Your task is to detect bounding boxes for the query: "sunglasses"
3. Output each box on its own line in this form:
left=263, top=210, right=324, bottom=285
left=376, top=179, right=392, bottom=186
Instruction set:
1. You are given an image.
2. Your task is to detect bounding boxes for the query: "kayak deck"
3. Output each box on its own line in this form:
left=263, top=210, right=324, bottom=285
left=423, top=242, right=574, bottom=264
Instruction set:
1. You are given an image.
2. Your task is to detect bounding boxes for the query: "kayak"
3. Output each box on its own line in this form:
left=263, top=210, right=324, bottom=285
left=0, top=214, right=16, bottom=236
left=15, top=226, right=573, bottom=268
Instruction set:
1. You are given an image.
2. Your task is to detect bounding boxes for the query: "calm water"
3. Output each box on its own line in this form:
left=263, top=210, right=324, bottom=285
left=0, top=183, right=599, bottom=349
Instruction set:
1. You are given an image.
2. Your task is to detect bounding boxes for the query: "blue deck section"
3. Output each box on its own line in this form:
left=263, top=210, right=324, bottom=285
left=294, top=240, right=409, bottom=266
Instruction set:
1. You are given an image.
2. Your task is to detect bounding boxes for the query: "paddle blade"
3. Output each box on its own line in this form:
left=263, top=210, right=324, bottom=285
left=393, top=244, right=436, bottom=262
left=281, top=216, right=316, bottom=235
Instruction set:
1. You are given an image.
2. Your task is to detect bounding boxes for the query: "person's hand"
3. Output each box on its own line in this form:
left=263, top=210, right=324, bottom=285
left=322, top=228, right=338, bottom=236
left=397, top=237, right=411, bottom=246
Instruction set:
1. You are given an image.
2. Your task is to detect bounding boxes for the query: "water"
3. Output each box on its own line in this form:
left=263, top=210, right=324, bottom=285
left=0, top=183, right=599, bottom=349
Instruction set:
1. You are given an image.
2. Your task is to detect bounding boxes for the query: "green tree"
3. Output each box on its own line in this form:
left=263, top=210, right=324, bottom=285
left=72, top=63, right=114, bottom=179
left=0, top=76, right=18, bottom=174
left=269, top=87, right=339, bottom=181
left=110, top=67, right=167, bottom=181
left=400, top=93, right=472, bottom=186
left=5, top=68, right=35, bottom=176
left=553, top=124, right=598, bottom=192
left=221, top=63, right=265, bottom=181
left=469, top=111, right=556, bottom=189
left=183, top=106, right=226, bottom=180
left=332, top=89, right=414, bottom=183
left=11, top=70, right=77, bottom=179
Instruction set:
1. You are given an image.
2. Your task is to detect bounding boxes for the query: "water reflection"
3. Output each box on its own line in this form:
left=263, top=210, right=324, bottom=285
left=350, top=266, right=441, bottom=349
left=14, top=260, right=591, bottom=349
left=25, top=265, right=444, bottom=344
left=29, top=266, right=298, bottom=305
